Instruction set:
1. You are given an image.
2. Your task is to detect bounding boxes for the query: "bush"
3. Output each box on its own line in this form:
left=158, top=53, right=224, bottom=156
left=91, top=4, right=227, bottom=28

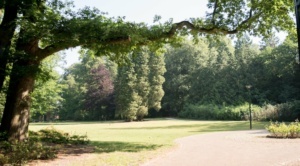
left=178, top=104, right=219, bottom=120
left=261, top=101, right=300, bottom=121
left=178, top=101, right=300, bottom=122
left=30, top=127, right=89, bottom=145
left=228, top=104, right=262, bottom=121
left=0, top=140, right=57, bottom=165
left=0, top=127, right=89, bottom=165
left=178, top=104, right=254, bottom=121
left=266, top=120, right=300, bottom=138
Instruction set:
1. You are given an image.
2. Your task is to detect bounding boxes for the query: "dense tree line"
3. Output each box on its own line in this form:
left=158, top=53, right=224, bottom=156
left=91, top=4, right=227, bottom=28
left=55, top=48, right=165, bottom=122
left=18, top=33, right=300, bottom=122
left=162, top=34, right=300, bottom=117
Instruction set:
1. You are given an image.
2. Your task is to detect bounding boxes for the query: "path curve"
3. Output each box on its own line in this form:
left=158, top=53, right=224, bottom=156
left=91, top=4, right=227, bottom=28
left=142, top=130, right=300, bottom=166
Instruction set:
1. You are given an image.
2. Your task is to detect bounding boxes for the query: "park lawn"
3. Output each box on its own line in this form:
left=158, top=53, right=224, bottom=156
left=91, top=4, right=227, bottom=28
left=29, top=118, right=268, bottom=166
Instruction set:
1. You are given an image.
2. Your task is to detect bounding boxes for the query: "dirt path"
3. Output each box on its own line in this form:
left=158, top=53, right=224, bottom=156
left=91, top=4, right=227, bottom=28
left=142, top=130, right=300, bottom=166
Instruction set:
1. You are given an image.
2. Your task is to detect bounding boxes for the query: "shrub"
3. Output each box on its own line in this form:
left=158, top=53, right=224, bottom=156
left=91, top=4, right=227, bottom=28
left=178, top=104, right=219, bottom=120
left=261, top=101, right=300, bottom=121
left=260, top=104, right=279, bottom=121
left=266, top=120, right=300, bottom=138
left=0, top=140, right=57, bottom=165
left=229, top=104, right=262, bottom=121
left=30, top=127, right=89, bottom=145
left=178, top=103, right=262, bottom=121
left=178, top=101, right=300, bottom=122
left=0, top=127, right=89, bottom=165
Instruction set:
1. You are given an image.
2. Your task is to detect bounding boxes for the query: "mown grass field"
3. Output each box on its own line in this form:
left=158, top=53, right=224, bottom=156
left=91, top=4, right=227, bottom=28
left=29, top=118, right=268, bottom=166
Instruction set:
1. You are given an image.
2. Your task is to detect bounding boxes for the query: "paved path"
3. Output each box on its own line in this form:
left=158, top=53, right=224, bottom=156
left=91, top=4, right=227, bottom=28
left=142, top=130, right=300, bottom=166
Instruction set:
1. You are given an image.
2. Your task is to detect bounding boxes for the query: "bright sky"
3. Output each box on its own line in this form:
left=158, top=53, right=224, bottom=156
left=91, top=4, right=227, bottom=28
left=62, top=0, right=209, bottom=67
left=73, top=0, right=208, bottom=23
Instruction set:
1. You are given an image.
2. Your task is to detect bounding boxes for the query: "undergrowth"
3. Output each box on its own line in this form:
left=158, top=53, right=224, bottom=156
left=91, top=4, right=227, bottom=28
left=266, top=120, right=300, bottom=138
left=0, top=127, right=89, bottom=165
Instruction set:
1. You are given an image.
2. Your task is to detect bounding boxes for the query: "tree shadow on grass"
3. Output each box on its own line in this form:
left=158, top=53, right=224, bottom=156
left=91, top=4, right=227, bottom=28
left=56, top=141, right=161, bottom=156
left=91, top=141, right=162, bottom=153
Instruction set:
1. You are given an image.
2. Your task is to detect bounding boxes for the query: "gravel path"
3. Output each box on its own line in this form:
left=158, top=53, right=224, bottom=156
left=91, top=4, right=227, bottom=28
left=142, top=130, right=300, bottom=166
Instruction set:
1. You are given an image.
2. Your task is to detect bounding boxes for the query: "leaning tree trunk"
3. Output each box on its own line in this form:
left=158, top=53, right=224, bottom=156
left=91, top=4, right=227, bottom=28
left=0, top=4, right=18, bottom=91
left=0, top=58, right=40, bottom=142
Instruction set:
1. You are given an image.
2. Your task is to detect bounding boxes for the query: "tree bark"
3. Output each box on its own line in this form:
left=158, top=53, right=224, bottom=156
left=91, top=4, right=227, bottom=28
left=0, top=58, right=40, bottom=142
left=0, top=3, right=18, bottom=91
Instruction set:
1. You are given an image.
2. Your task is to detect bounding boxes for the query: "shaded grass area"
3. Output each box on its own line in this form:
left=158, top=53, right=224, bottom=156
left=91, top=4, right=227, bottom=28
left=92, top=141, right=162, bottom=153
left=29, top=119, right=268, bottom=165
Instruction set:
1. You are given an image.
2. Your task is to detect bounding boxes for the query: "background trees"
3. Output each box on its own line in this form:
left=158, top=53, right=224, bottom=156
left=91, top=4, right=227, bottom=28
left=59, top=50, right=115, bottom=121
left=30, top=55, right=63, bottom=121
left=163, top=39, right=206, bottom=115
left=0, top=32, right=297, bottom=123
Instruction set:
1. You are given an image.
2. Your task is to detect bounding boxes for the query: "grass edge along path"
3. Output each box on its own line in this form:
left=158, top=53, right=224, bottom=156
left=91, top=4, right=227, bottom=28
left=29, top=119, right=267, bottom=166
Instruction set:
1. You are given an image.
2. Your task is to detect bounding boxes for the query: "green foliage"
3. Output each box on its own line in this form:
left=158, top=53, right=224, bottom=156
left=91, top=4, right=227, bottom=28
left=178, top=101, right=300, bottom=122
left=163, top=39, right=208, bottom=115
left=115, top=48, right=166, bottom=121
left=30, top=127, right=89, bottom=145
left=31, top=55, right=63, bottom=121
left=163, top=32, right=300, bottom=119
left=0, top=92, right=4, bottom=120
left=205, top=0, right=294, bottom=36
left=133, top=50, right=150, bottom=120
left=148, top=52, right=166, bottom=111
left=60, top=50, right=116, bottom=121
left=115, top=62, right=138, bottom=121
left=178, top=103, right=264, bottom=121
left=163, top=36, right=245, bottom=116
left=266, top=121, right=300, bottom=138
left=0, top=75, right=9, bottom=120
left=260, top=101, right=300, bottom=121
left=0, top=139, right=57, bottom=165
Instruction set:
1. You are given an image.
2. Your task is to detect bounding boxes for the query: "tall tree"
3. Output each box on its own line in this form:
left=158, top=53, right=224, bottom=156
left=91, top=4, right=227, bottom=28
left=59, top=72, right=87, bottom=120
left=115, top=49, right=166, bottom=121
left=133, top=50, right=150, bottom=120
left=163, top=39, right=206, bottom=115
left=59, top=49, right=111, bottom=120
left=115, top=63, right=139, bottom=121
left=84, top=64, right=114, bottom=120
left=148, top=52, right=166, bottom=111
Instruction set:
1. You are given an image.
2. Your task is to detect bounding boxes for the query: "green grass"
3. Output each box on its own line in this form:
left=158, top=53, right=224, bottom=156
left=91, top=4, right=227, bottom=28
left=29, top=118, right=267, bottom=166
